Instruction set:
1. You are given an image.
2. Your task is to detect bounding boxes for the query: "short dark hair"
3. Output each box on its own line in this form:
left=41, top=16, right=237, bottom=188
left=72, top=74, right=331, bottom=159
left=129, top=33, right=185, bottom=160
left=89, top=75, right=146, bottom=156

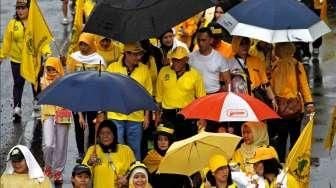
left=197, top=27, right=213, bottom=38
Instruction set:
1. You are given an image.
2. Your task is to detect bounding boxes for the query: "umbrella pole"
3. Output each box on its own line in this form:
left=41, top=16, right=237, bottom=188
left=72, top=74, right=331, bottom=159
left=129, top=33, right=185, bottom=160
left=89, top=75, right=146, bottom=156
left=99, top=60, right=102, bottom=76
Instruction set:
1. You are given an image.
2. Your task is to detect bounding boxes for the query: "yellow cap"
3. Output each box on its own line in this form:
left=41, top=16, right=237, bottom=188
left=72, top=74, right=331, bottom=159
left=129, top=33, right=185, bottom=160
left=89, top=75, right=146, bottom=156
left=248, top=146, right=278, bottom=163
left=208, top=154, right=228, bottom=172
left=16, top=0, right=29, bottom=7
left=168, top=46, right=189, bottom=59
left=156, top=124, right=174, bottom=135
left=124, top=42, right=144, bottom=53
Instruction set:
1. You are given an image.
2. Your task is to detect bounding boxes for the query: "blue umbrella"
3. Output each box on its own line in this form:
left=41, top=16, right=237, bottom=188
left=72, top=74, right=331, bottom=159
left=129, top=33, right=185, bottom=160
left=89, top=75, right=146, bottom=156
left=217, top=0, right=330, bottom=43
left=37, top=71, right=158, bottom=113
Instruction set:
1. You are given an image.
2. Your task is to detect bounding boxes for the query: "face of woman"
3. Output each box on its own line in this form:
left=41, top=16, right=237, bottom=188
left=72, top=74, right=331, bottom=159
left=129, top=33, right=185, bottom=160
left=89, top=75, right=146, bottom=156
left=79, top=42, right=92, bottom=55
left=214, top=166, right=229, bottom=183
left=242, top=125, right=253, bottom=145
left=157, top=135, right=169, bottom=151
left=99, top=127, right=114, bottom=146
left=214, top=6, right=224, bottom=21
left=133, top=172, right=147, bottom=188
left=12, top=160, right=28, bottom=174
left=16, top=6, right=29, bottom=20
left=161, top=32, right=174, bottom=47
left=237, top=39, right=251, bottom=58
left=99, top=38, right=111, bottom=49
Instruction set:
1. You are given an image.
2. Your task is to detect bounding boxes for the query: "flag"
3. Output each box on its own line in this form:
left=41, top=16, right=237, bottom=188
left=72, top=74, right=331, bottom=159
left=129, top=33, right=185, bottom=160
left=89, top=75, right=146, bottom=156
left=324, top=106, right=336, bottom=151
left=21, top=0, right=53, bottom=85
left=67, top=0, right=84, bottom=55
left=285, top=115, right=314, bottom=187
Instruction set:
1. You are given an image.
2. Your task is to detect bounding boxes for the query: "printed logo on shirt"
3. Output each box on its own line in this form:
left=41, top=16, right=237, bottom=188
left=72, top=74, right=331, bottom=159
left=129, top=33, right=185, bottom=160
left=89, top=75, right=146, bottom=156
left=164, top=74, right=170, bottom=81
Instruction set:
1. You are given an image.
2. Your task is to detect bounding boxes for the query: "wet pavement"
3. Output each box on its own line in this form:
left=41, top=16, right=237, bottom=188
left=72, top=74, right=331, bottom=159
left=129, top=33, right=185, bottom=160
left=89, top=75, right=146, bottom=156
left=1, top=0, right=336, bottom=187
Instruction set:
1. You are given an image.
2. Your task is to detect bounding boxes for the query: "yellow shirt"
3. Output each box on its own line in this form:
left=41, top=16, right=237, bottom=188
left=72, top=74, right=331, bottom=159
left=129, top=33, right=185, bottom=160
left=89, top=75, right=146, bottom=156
left=246, top=56, right=269, bottom=89
left=215, top=41, right=233, bottom=59
left=143, top=56, right=158, bottom=96
left=271, top=58, right=313, bottom=103
left=0, top=19, right=51, bottom=63
left=96, top=42, right=123, bottom=67
left=0, top=173, right=52, bottom=188
left=156, top=66, right=206, bottom=109
left=107, top=59, right=153, bottom=122
left=82, top=144, right=135, bottom=188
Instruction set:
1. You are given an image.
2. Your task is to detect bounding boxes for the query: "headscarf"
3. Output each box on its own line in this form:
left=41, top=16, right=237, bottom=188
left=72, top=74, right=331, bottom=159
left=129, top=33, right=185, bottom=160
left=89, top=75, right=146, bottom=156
left=95, top=35, right=113, bottom=51
left=97, top=120, right=118, bottom=153
left=128, top=164, right=152, bottom=188
left=231, top=36, right=250, bottom=57
left=78, top=32, right=96, bottom=52
left=43, top=57, right=64, bottom=80
left=3, top=145, right=46, bottom=183
left=242, top=122, right=269, bottom=147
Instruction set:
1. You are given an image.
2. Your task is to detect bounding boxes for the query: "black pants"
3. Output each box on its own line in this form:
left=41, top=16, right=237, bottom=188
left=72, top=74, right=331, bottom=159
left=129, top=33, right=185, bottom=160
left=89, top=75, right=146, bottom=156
left=11, top=62, right=25, bottom=108
left=73, top=111, right=97, bottom=156
left=268, top=114, right=303, bottom=162
left=161, top=109, right=197, bottom=141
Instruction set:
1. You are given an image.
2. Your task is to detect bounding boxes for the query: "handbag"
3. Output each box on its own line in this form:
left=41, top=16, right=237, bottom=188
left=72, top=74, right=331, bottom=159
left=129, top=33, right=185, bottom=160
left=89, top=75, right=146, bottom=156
left=55, top=108, right=72, bottom=124
left=275, top=61, right=302, bottom=119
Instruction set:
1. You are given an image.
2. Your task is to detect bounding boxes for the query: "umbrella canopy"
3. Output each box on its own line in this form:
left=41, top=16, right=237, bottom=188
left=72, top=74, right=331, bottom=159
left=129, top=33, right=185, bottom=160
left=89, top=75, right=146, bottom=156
left=180, top=92, right=280, bottom=122
left=157, top=131, right=241, bottom=176
left=37, top=71, right=158, bottom=113
left=217, top=0, right=331, bottom=43
left=83, top=0, right=215, bottom=43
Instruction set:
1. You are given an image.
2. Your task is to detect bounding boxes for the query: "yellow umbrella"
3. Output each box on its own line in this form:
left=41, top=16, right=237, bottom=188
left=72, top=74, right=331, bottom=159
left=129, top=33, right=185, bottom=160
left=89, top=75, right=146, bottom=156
left=157, top=131, right=242, bottom=176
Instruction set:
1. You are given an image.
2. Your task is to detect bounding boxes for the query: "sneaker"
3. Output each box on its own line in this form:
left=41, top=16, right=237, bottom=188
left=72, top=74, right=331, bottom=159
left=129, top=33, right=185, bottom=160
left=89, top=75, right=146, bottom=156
left=31, top=110, right=41, bottom=118
left=44, top=166, right=53, bottom=179
left=54, top=171, right=63, bottom=184
left=13, top=107, right=22, bottom=122
left=61, top=17, right=70, bottom=25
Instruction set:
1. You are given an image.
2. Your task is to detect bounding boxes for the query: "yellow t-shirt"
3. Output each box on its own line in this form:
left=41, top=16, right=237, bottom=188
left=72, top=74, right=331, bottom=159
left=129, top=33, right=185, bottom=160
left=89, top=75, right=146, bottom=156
left=0, top=173, right=52, bottom=188
left=143, top=56, right=158, bottom=96
left=0, top=19, right=51, bottom=63
left=82, top=144, right=135, bottom=188
left=107, top=59, right=153, bottom=122
left=246, top=56, right=269, bottom=89
left=156, top=66, right=206, bottom=109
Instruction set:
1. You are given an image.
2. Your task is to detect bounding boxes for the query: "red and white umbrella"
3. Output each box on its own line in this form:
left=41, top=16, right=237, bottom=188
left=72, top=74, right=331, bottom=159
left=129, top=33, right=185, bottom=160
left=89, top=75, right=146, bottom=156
left=180, top=92, right=280, bottom=122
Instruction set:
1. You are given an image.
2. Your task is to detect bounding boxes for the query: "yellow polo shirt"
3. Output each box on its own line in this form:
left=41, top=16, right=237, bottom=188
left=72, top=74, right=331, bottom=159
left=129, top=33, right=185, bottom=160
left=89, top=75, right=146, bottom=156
left=156, top=66, right=206, bottom=109
left=107, top=59, right=153, bottom=122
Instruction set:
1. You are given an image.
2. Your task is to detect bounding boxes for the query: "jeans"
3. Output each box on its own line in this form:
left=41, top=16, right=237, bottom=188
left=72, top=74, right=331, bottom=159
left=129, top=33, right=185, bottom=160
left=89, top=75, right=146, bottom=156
left=112, top=120, right=143, bottom=160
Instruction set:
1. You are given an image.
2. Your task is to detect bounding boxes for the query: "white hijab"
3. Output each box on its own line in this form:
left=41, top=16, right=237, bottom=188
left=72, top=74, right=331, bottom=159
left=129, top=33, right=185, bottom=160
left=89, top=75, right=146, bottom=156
left=3, top=145, right=45, bottom=183
left=70, top=51, right=106, bottom=66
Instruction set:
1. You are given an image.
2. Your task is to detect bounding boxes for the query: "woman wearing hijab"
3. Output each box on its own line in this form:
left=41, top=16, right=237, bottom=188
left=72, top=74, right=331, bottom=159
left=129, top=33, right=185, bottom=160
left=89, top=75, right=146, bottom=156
left=40, top=57, right=70, bottom=184
left=0, top=0, right=51, bottom=121
left=232, top=122, right=270, bottom=175
left=201, top=154, right=237, bottom=188
left=95, top=36, right=123, bottom=67
left=269, top=42, right=314, bottom=162
left=67, top=32, right=106, bottom=163
left=127, top=162, right=152, bottom=188
left=1, top=145, right=52, bottom=188
left=82, top=120, right=135, bottom=188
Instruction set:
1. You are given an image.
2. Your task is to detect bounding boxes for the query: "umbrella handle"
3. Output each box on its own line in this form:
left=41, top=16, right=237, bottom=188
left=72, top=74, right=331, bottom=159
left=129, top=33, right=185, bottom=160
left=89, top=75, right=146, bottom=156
left=99, top=60, right=102, bottom=76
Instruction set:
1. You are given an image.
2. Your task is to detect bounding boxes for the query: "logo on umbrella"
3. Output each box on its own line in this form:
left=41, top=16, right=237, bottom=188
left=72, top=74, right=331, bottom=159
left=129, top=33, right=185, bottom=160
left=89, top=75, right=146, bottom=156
left=226, top=109, right=248, bottom=117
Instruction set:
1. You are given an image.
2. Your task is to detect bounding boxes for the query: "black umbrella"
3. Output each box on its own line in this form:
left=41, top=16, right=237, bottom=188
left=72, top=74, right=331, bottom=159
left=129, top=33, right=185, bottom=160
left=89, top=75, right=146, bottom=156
left=83, top=0, right=215, bottom=43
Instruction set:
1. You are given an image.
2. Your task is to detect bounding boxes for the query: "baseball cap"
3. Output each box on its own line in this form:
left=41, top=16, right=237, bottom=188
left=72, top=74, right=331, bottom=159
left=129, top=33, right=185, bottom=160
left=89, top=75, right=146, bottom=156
left=168, top=47, right=189, bottom=59
left=248, top=146, right=278, bottom=164
left=124, top=42, right=145, bottom=53
left=72, top=164, right=92, bottom=177
left=9, top=148, right=25, bottom=162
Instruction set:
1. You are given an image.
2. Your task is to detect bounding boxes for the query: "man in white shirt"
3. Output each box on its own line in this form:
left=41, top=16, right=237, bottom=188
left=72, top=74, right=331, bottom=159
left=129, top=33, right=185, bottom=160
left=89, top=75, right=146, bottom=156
left=189, top=27, right=231, bottom=94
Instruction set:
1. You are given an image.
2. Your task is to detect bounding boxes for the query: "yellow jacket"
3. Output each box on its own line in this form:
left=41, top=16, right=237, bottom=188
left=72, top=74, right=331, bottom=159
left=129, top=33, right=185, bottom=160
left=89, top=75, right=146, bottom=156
left=271, top=58, right=313, bottom=104
left=0, top=173, right=52, bottom=188
left=143, top=56, right=158, bottom=96
left=107, top=58, right=153, bottom=122
left=0, top=19, right=50, bottom=63
left=245, top=56, right=269, bottom=90
left=82, top=144, right=135, bottom=188
left=156, top=66, right=206, bottom=109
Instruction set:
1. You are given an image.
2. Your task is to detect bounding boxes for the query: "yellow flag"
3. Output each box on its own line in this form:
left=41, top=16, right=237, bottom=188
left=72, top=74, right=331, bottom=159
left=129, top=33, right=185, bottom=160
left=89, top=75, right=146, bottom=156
left=67, top=0, right=84, bottom=55
left=21, top=0, right=53, bottom=85
left=324, top=106, right=336, bottom=151
left=285, top=116, right=314, bottom=187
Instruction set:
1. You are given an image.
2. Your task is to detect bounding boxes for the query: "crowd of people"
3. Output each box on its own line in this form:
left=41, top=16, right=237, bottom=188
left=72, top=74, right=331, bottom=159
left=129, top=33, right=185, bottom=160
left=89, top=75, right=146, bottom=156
left=1, top=0, right=331, bottom=187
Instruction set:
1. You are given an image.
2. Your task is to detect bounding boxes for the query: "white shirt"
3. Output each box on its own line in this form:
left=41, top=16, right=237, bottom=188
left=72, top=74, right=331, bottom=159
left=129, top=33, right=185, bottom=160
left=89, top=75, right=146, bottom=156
left=189, top=49, right=229, bottom=93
